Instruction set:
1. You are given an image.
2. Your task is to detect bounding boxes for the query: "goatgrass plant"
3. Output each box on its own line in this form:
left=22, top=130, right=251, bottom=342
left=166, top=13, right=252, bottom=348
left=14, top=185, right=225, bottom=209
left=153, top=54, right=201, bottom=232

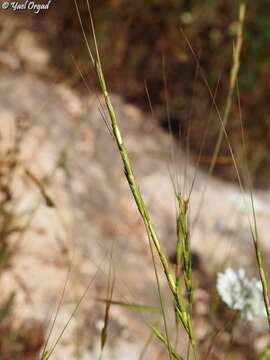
left=181, top=0, right=270, bottom=333
left=40, top=1, right=270, bottom=358
left=74, top=0, right=196, bottom=357
left=75, top=0, right=269, bottom=357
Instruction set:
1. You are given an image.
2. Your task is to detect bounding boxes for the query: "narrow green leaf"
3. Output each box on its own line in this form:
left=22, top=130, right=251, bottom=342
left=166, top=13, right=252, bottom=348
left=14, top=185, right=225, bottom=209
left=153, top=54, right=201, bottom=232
left=150, top=325, right=184, bottom=360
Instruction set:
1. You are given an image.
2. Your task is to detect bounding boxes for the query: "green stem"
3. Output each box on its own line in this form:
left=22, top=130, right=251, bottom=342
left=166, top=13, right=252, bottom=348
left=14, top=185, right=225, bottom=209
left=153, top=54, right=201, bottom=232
left=209, top=2, right=246, bottom=175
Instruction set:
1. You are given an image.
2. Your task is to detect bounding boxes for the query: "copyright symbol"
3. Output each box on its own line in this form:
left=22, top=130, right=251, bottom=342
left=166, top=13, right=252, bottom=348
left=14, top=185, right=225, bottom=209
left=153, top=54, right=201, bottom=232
left=2, top=1, right=9, bottom=9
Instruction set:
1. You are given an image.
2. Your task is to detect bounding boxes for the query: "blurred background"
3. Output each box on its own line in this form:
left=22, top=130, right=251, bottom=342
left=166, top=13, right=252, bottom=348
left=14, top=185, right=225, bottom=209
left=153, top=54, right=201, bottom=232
left=0, top=1, right=270, bottom=359
left=32, top=0, right=270, bottom=187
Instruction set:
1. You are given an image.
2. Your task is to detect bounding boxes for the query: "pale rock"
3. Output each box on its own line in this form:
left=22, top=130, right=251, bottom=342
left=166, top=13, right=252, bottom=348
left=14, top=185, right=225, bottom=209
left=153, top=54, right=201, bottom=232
left=14, top=30, right=50, bottom=72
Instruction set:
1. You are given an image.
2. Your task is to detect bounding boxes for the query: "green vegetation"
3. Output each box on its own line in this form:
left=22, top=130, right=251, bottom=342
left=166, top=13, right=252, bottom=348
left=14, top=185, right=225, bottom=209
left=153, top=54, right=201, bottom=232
left=1, top=1, right=270, bottom=358
left=65, top=1, right=270, bottom=358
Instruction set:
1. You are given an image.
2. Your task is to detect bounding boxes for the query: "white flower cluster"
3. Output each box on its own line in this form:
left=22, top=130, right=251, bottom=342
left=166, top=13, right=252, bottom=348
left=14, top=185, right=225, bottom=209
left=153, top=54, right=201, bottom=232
left=216, top=267, right=266, bottom=320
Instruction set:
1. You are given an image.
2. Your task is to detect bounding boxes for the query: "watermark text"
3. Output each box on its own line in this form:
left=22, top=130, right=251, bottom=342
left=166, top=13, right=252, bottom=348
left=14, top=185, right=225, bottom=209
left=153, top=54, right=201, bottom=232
left=1, top=0, right=52, bottom=14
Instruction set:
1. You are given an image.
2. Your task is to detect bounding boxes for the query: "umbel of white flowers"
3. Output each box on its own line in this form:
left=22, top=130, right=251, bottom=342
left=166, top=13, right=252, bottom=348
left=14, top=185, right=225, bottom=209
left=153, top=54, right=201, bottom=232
left=216, top=267, right=266, bottom=320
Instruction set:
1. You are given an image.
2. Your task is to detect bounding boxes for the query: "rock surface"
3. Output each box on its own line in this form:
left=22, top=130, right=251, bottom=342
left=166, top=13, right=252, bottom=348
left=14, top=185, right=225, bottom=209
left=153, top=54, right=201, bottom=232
left=0, top=72, right=270, bottom=359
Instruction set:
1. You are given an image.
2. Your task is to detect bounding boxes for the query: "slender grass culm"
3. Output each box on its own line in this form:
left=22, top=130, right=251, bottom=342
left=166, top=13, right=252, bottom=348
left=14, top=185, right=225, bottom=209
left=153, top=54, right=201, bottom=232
left=209, top=2, right=246, bottom=175
left=182, top=0, right=270, bottom=335
left=73, top=0, right=196, bottom=358
left=210, top=1, right=270, bottom=332
left=68, top=0, right=270, bottom=358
